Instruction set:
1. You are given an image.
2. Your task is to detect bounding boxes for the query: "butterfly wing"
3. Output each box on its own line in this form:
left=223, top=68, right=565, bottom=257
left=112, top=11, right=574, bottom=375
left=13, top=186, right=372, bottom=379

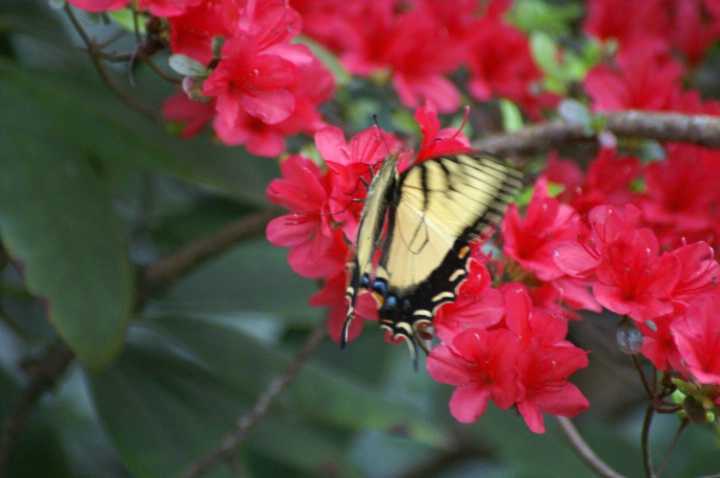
left=341, top=155, right=399, bottom=346
left=372, top=153, right=522, bottom=350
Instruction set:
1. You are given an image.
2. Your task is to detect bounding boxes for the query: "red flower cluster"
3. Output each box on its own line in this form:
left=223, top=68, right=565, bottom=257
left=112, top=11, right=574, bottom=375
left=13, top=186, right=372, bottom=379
left=428, top=282, right=589, bottom=433
left=69, top=0, right=336, bottom=157
left=266, top=102, right=471, bottom=341
left=583, top=0, right=720, bottom=114
left=293, top=0, right=551, bottom=116
left=267, top=104, right=592, bottom=432
left=538, top=143, right=720, bottom=408
left=584, top=0, right=720, bottom=66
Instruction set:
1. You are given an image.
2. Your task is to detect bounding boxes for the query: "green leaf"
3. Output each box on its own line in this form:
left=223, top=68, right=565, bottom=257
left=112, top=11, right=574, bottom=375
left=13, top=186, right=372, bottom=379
left=0, top=76, right=133, bottom=367
left=146, top=314, right=448, bottom=447
left=156, top=238, right=321, bottom=323
left=168, top=54, right=208, bottom=78
left=87, top=326, right=364, bottom=478
left=0, top=63, right=277, bottom=205
left=499, top=99, right=524, bottom=132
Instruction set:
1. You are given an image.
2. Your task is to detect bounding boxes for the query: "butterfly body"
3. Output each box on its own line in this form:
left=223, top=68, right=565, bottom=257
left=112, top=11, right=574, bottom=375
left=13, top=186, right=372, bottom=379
left=342, top=152, right=522, bottom=363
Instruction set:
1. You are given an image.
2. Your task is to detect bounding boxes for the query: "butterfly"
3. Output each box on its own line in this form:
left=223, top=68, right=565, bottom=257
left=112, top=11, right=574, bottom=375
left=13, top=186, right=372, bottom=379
left=341, top=152, right=522, bottom=366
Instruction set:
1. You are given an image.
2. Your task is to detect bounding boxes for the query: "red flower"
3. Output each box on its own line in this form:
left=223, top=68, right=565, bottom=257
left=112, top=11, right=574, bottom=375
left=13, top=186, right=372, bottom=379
left=433, top=258, right=504, bottom=343
left=169, top=1, right=234, bottom=65
left=504, top=287, right=590, bottom=433
left=67, top=0, right=128, bottom=12
left=414, top=102, right=471, bottom=161
left=502, top=178, right=579, bottom=281
left=594, top=229, right=681, bottom=322
left=427, top=328, right=521, bottom=423
left=673, top=294, right=720, bottom=385
left=315, top=125, right=402, bottom=242
left=584, top=41, right=683, bottom=112
left=310, top=269, right=377, bottom=344
left=569, top=148, right=643, bottom=217
left=583, top=0, right=668, bottom=46
left=265, top=155, right=347, bottom=278
left=466, top=18, right=548, bottom=116
left=641, top=144, right=720, bottom=247
left=138, top=0, right=203, bottom=17
left=213, top=110, right=288, bottom=157
left=669, top=242, right=720, bottom=305
left=204, top=36, right=303, bottom=126
left=639, top=307, right=685, bottom=372
left=516, top=337, right=590, bottom=433
left=162, top=92, right=216, bottom=139
left=554, top=204, right=643, bottom=280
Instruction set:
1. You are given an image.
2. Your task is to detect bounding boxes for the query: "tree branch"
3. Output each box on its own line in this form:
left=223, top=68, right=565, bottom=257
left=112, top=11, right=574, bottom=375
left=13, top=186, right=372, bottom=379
left=140, top=207, right=281, bottom=294
left=0, top=208, right=279, bottom=472
left=474, top=111, right=720, bottom=156
left=182, top=318, right=328, bottom=478
left=556, top=417, right=627, bottom=478
left=64, top=4, right=163, bottom=123
left=0, top=341, right=75, bottom=473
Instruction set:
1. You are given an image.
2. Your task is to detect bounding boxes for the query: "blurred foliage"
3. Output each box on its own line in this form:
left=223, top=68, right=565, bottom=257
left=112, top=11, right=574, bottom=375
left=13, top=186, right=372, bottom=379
left=0, top=1, right=719, bottom=477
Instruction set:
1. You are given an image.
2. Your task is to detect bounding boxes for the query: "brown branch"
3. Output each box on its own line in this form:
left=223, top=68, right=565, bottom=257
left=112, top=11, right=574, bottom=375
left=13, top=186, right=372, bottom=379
left=556, top=417, right=627, bottom=478
left=64, top=4, right=162, bottom=123
left=474, top=111, right=720, bottom=156
left=641, top=405, right=657, bottom=478
left=182, top=318, right=328, bottom=478
left=140, top=207, right=281, bottom=294
left=0, top=341, right=75, bottom=473
left=0, top=208, right=279, bottom=471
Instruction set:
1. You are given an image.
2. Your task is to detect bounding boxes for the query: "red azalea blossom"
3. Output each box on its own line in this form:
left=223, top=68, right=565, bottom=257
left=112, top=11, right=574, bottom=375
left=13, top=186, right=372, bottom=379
left=67, top=0, right=128, bottom=12
left=169, top=1, right=234, bottom=65
left=584, top=41, right=684, bottom=113
left=427, top=327, right=521, bottom=423
left=672, top=295, right=720, bottom=385
left=265, top=155, right=347, bottom=278
left=162, top=92, right=216, bottom=138
left=638, top=307, right=685, bottom=372
left=594, top=228, right=681, bottom=323
left=569, top=148, right=643, bottom=217
left=433, top=258, right=504, bottom=343
left=414, top=102, right=472, bottom=161
left=138, top=0, right=204, bottom=17
left=505, top=288, right=589, bottom=433
left=502, top=177, right=579, bottom=281
left=466, top=18, right=551, bottom=116
left=554, top=204, right=643, bottom=280
left=641, top=144, right=720, bottom=247
left=668, top=242, right=720, bottom=304
left=204, top=36, right=302, bottom=126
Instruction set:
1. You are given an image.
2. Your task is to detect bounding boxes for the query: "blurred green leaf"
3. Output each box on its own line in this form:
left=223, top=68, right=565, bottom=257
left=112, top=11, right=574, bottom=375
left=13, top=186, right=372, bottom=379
left=169, top=54, right=208, bottom=78
left=87, top=325, right=364, bottom=477
left=155, top=238, right=321, bottom=323
left=0, top=81, right=133, bottom=367
left=499, top=99, right=524, bottom=132
left=146, top=314, right=448, bottom=448
left=508, top=0, right=583, bottom=36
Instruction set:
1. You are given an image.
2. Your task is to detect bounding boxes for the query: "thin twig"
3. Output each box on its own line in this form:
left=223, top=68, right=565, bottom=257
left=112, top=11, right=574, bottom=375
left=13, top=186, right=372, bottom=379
left=633, top=354, right=655, bottom=399
left=641, top=405, right=657, bottom=478
left=556, top=417, right=627, bottom=478
left=182, top=318, right=328, bottom=478
left=474, top=111, right=720, bottom=156
left=0, top=341, right=75, bottom=474
left=140, top=207, right=281, bottom=294
left=0, top=208, right=279, bottom=471
left=656, top=418, right=688, bottom=478
left=64, top=4, right=162, bottom=122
